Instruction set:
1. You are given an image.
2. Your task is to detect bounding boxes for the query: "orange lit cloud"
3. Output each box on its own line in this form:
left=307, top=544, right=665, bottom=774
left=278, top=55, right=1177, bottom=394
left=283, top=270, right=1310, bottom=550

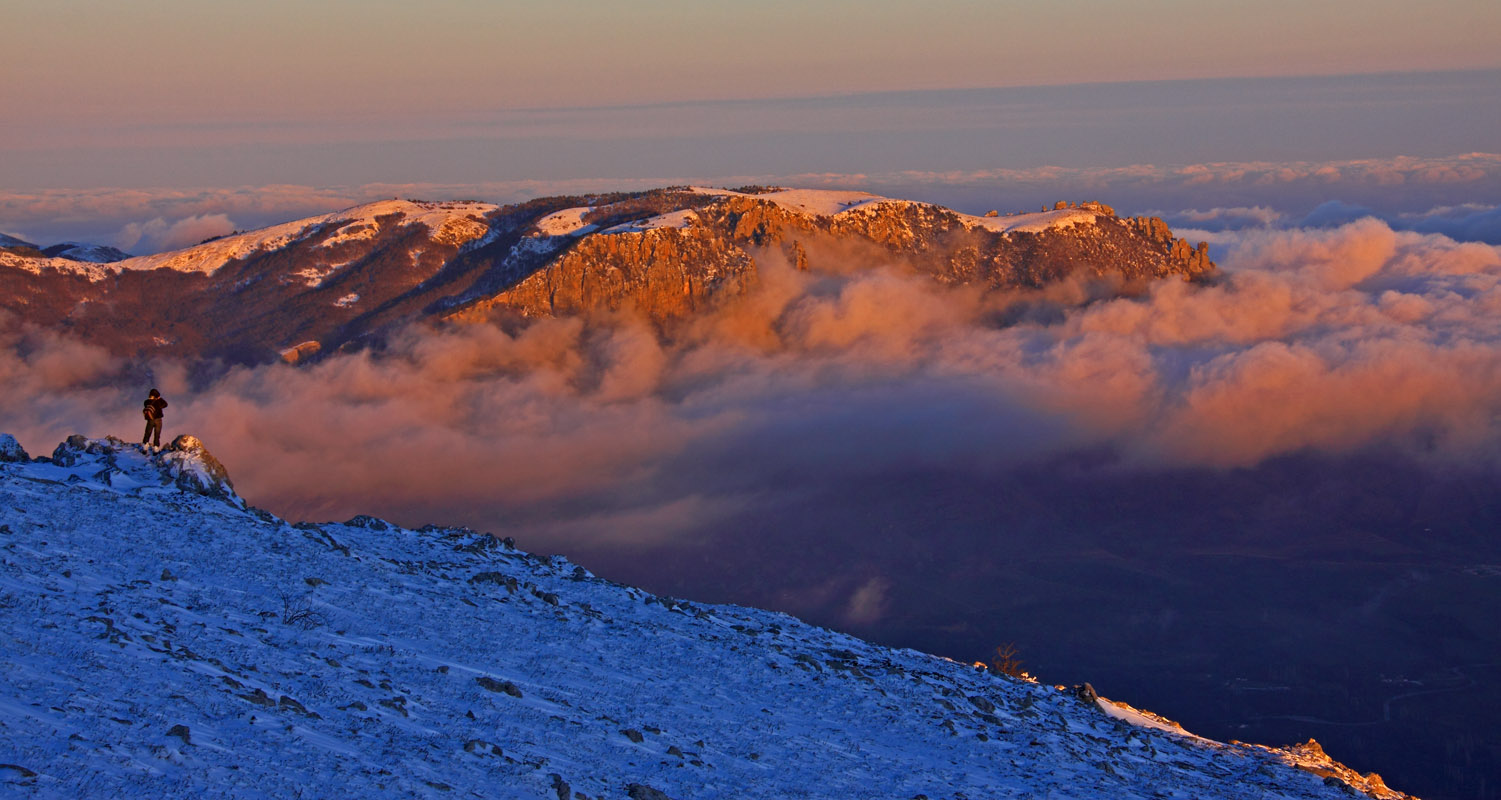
left=2, top=218, right=1499, bottom=549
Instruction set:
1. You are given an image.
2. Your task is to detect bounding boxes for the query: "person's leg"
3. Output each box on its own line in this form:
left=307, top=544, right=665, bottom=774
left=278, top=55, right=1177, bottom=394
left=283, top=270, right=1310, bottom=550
left=143, top=418, right=153, bottom=445
left=149, top=419, right=162, bottom=448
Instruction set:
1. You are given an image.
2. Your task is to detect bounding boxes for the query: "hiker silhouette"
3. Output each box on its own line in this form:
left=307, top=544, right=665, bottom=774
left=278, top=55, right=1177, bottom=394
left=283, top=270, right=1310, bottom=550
left=142, top=389, right=168, bottom=450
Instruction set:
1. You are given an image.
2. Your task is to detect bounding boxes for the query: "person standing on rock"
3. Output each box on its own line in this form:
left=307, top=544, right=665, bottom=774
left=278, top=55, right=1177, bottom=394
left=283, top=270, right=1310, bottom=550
left=142, top=389, right=168, bottom=452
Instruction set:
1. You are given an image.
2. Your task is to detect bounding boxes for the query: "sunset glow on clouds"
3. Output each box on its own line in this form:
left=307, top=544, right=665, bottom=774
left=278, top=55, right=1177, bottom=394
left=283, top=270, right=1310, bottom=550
left=4, top=216, right=1498, bottom=546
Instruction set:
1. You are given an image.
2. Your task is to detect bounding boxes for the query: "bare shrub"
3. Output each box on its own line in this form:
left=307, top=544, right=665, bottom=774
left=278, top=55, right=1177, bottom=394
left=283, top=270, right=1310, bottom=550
left=279, top=591, right=324, bottom=629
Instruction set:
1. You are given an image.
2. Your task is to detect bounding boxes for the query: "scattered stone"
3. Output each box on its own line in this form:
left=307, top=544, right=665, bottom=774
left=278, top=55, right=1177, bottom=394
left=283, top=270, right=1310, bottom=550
left=621, top=728, right=644, bottom=743
left=240, top=689, right=275, bottom=707
left=160, top=568, right=176, bottom=581
left=475, top=676, right=523, bottom=697
left=470, top=572, right=518, bottom=592
left=550, top=773, right=571, bottom=800
left=626, top=784, right=672, bottom=800
left=279, top=696, right=319, bottom=717
left=1073, top=683, right=1098, bottom=704
left=0, top=763, right=37, bottom=779
left=167, top=724, right=191, bottom=745
left=304, top=577, right=327, bottom=587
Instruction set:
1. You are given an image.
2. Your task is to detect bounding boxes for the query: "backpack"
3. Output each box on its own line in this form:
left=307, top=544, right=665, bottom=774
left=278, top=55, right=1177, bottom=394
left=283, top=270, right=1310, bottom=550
left=143, top=404, right=154, bottom=421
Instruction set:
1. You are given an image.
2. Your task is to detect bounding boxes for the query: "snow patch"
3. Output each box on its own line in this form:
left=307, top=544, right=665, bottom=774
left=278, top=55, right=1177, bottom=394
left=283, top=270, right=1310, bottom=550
left=534, top=207, right=595, bottom=237
left=691, top=186, right=902, bottom=217
left=602, top=208, right=699, bottom=234
left=959, top=207, right=1101, bottom=234
left=334, top=293, right=359, bottom=308
left=1096, top=696, right=1207, bottom=741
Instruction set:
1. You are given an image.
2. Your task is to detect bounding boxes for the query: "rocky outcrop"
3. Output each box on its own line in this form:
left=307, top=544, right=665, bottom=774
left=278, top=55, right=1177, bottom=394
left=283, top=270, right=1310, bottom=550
left=0, top=434, right=27, bottom=463
left=163, top=435, right=236, bottom=499
left=32, top=433, right=237, bottom=502
left=455, top=223, right=758, bottom=323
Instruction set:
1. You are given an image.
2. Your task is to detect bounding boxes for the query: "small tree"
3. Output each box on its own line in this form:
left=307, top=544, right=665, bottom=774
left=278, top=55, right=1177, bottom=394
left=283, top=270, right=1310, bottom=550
left=988, top=642, right=1027, bottom=679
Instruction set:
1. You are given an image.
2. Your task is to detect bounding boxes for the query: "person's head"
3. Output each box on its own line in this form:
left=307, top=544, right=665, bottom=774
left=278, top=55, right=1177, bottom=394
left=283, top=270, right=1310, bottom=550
left=148, top=388, right=160, bottom=398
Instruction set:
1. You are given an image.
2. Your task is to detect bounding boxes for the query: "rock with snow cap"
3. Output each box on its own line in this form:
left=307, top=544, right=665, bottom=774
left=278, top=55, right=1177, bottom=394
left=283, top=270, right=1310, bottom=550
left=0, top=434, right=28, bottom=463
left=162, top=435, right=236, bottom=499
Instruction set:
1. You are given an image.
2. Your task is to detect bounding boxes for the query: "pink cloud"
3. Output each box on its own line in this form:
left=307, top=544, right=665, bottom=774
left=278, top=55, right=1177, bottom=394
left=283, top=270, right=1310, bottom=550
left=3, top=216, right=1500, bottom=549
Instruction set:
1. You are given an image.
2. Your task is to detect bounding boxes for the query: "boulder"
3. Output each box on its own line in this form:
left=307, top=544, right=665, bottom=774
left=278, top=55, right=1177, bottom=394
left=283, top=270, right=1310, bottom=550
left=161, top=435, right=236, bottom=499
left=0, top=434, right=28, bottom=463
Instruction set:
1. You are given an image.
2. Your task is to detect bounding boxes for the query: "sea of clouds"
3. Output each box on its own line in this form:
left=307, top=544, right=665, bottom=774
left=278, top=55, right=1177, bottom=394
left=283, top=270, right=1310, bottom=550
left=4, top=209, right=1499, bottom=551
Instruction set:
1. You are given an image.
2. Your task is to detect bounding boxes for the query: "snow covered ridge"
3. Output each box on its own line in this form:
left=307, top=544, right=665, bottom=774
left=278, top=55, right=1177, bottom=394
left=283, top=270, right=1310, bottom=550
left=7, top=200, right=497, bottom=281
left=683, top=186, right=1106, bottom=234
left=9, top=433, right=238, bottom=504
left=0, top=434, right=1410, bottom=799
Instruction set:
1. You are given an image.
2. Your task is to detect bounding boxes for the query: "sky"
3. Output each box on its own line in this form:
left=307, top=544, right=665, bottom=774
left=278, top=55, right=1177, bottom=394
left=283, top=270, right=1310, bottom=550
left=2, top=0, right=1500, bottom=234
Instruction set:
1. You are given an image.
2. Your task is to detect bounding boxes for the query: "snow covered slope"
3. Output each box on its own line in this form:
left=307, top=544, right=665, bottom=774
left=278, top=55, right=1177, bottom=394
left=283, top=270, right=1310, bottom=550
left=3, top=200, right=496, bottom=281
left=0, top=434, right=1410, bottom=799
left=115, top=199, right=496, bottom=277
left=40, top=243, right=132, bottom=264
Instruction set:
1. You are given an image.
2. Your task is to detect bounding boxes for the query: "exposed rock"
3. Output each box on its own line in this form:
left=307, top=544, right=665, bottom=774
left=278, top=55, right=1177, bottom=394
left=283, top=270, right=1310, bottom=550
left=459, top=223, right=758, bottom=324
left=966, top=695, right=996, bottom=713
left=240, top=688, right=275, bottom=707
left=0, top=434, right=28, bottom=463
left=162, top=435, right=236, bottom=499
left=626, top=784, right=673, bottom=800
left=620, top=728, right=644, bottom=743
left=167, top=724, right=191, bottom=745
left=550, top=773, right=571, bottom=800
left=475, top=676, right=523, bottom=697
left=50, top=434, right=118, bottom=466
left=280, top=341, right=321, bottom=365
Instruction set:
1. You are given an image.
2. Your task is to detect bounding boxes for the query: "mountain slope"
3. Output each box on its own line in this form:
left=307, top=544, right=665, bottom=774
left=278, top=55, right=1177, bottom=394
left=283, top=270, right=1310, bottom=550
left=0, top=434, right=1407, bottom=799
left=0, top=189, right=1213, bottom=364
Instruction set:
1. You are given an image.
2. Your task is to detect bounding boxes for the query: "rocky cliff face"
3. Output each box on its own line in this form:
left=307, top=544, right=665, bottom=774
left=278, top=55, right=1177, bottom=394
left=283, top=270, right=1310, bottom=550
left=452, top=188, right=1213, bottom=329
left=0, top=189, right=1213, bottom=363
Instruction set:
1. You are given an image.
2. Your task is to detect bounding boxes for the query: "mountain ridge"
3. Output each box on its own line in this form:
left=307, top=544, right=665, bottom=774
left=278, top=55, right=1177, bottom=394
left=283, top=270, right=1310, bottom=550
left=0, top=188, right=1213, bottom=365
left=0, top=432, right=1411, bottom=798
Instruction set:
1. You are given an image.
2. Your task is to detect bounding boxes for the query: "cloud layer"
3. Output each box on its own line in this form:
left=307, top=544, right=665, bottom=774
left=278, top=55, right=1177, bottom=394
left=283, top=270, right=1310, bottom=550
left=5, top=153, right=1501, bottom=253
left=4, top=217, right=1500, bottom=555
